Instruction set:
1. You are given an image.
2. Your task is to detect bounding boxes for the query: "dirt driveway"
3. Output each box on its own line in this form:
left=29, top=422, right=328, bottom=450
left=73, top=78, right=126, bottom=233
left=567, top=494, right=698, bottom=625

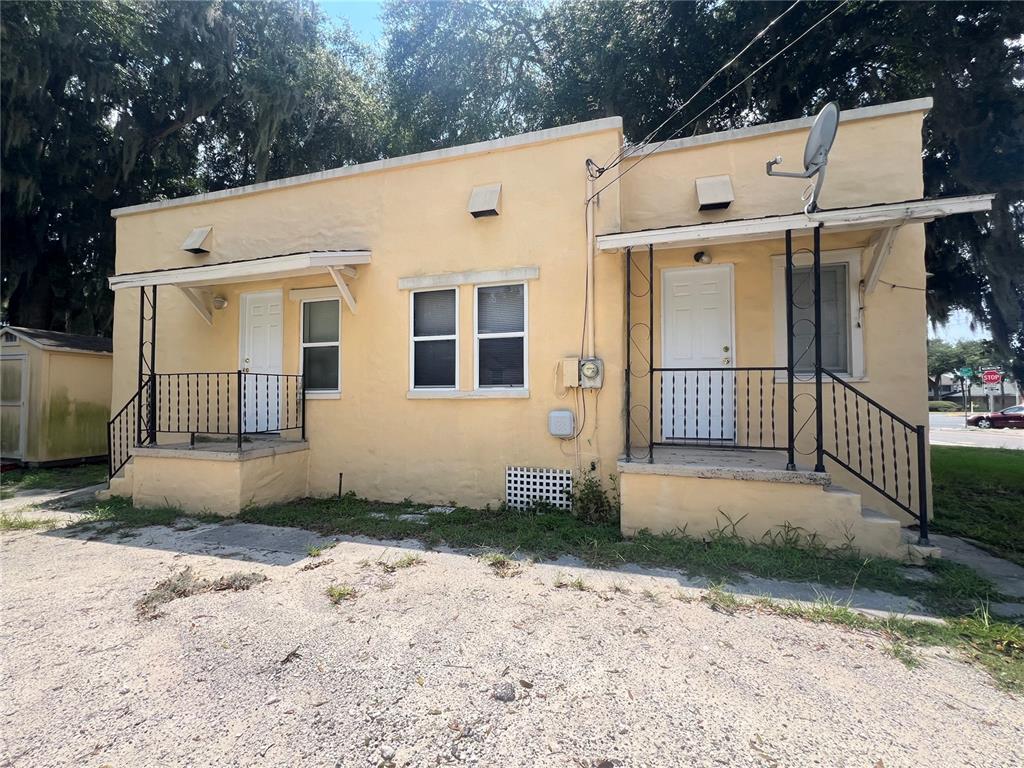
left=1, top=521, right=1021, bottom=768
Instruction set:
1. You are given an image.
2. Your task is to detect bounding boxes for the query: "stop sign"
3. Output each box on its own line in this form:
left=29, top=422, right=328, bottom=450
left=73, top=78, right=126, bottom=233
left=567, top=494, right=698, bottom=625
left=982, top=369, right=1002, bottom=385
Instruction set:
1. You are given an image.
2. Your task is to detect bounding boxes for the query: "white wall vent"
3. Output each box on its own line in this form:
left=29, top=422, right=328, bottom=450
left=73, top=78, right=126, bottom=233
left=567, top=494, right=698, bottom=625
left=181, top=226, right=213, bottom=254
left=468, top=183, right=501, bottom=218
left=506, top=466, right=572, bottom=511
left=695, top=175, right=734, bottom=211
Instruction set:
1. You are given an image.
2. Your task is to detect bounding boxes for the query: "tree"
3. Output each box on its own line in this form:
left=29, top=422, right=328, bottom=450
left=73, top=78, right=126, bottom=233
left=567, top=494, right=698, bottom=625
left=1, top=0, right=384, bottom=334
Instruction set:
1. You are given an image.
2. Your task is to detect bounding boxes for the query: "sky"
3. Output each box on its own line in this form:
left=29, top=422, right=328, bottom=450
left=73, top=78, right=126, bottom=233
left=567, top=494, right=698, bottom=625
left=320, top=1, right=385, bottom=45
left=316, top=2, right=995, bottom=348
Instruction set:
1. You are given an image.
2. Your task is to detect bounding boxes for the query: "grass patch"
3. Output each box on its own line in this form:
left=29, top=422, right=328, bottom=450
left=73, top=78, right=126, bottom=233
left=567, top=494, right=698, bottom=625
left=73, top=495, right=220, bottom=532
left=0, top=463, right=107, bottom=499
left=78, top=489, right=1022, bottom=688
left=481, top=552, right=521, bottom=578
left=0, top=512, right=61, bottom=531
left=326, top=584, right=358, bottom=603
left=931, top=446, right=1024, bottom=565
left=135, top=566, right=267, bottom=620
left=725, top=592, right=1024, bottom=691
left=554, top=572, right=590, bottom=591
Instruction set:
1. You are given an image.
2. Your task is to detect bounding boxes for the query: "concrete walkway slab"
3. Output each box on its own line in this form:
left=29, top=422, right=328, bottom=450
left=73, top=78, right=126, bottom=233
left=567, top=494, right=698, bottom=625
left=929, top=533, right=1024, bottom=599
left=181, top=522, right=332, bottom=557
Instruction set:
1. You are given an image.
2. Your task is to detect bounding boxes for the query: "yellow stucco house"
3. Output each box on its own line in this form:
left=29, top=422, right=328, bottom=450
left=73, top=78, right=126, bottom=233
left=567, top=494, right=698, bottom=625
left=104, top=97, right=992, bottom=558
left=1, top=326, right=112, bottom=465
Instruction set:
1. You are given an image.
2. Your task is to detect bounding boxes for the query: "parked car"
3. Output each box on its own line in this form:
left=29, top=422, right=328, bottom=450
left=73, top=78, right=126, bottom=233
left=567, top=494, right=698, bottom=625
left=966, top=405, right=1024, bottom=429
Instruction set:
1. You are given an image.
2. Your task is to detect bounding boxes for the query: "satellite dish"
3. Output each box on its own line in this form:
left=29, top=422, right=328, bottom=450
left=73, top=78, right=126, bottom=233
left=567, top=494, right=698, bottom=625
left=766, top=101, right=840, bottom=213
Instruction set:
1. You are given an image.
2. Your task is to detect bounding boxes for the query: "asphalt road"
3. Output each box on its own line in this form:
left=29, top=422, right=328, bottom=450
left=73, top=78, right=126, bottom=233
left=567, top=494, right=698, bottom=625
left=929, top=413, right=1024, bottom=450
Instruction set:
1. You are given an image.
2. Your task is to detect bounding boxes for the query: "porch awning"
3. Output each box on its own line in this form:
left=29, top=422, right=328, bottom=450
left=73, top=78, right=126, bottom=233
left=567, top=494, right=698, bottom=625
left=108, top=250, right=371, bottom=323
left=595, top=194, right=994, bottom=252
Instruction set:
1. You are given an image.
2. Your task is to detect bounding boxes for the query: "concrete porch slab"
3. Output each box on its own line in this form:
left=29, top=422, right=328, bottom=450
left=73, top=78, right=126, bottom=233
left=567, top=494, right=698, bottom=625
left=134, top=438, right=308, bottom=462
left=619, top=446, right=829, bottom=486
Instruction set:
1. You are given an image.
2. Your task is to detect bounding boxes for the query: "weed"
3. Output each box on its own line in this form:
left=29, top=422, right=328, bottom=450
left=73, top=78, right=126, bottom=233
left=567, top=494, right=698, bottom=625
left=135, top=567, right=267, bottom=620
left=326, top=584, right=358, bottom=603
left=375, top=553, right=425, bottom=573
left=554, top=572, right=590, bottom=591
left=307, top=545, right=324, bottom=557
left=0, top=512, right=60, bottom=531
left=641, top=587, right=661, bottom=604
left=0, top=463, right=107, bottom=499
left=481, top=552, right=521, bottom=578
left=568, top=470, right=619, bottom=524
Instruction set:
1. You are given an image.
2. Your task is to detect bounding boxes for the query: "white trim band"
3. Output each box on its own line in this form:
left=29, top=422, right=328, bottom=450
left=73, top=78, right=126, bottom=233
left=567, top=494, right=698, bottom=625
left=109, top=251, right=372, bottom=290
left=398, top=266, right=539, bottom=291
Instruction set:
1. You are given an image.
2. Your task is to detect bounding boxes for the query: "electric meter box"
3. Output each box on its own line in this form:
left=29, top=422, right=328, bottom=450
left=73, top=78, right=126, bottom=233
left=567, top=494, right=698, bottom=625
left=579, top=358, right=604, bottom=389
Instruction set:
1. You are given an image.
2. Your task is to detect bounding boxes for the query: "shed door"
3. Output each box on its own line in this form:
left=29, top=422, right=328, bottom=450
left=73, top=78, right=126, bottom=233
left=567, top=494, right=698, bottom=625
left=1, top=356, right=27, bottom=459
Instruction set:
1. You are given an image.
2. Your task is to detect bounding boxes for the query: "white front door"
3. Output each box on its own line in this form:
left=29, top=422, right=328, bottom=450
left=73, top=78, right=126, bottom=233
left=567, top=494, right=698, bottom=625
left=661, top=265, right=735, bottom=442
left=240, top=290, right=283, bottom=433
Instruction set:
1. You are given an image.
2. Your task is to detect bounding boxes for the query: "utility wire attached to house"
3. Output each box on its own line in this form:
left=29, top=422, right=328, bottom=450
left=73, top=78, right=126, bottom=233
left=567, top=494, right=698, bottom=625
left=587, top=0, right=852, bottom=202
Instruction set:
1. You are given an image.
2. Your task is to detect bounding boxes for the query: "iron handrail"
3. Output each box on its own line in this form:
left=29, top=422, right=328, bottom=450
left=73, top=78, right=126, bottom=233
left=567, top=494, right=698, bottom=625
left=106, top=371, right=305, bottom=480
left=821, top=369, right=919, bottom=431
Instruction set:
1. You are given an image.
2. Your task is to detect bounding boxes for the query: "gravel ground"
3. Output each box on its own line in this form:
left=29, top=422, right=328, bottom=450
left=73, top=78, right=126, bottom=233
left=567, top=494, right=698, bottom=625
left=1, top=522, right=1022, bottom=768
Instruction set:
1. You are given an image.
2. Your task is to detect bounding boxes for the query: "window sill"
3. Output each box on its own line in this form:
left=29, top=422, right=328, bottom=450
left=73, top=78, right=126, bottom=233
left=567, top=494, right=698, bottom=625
left=407, top=388, right=530, bottom=400
left=305, top=391, right=341, bottom=400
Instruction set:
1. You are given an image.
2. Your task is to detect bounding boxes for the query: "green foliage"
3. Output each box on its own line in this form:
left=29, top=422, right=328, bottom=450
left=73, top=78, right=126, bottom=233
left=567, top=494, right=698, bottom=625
left=932, top=446, right=1024, bottom=566
left=568, top=470, right=619, bottom=524
left=928, top=400, right=958, bottom=412
left=1, top=0, right=385, bottom=333
left=0, top=463, right=107, bottom=498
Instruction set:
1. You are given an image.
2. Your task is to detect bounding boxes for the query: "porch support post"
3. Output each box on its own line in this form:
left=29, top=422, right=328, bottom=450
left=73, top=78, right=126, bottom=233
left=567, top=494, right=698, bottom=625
left=148, top=286, right=158, bottom=445
left=136, top=287, right=145, bottom=447
left=813, top=224, right=825, bottom=473
left=647, top=243, right=654, bottom=464
left=784, top=230, right=796, bottom=471
left=624, top=246, right=632, bottom=461
left=915, top=425, right=930, bottom=545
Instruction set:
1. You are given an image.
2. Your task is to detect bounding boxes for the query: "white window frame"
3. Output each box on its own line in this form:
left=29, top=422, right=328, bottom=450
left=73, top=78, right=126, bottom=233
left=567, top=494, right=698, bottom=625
left=771, top=248, right=864, bottom=380
left=409, top=287, right=460, bottom=391
left=474, top=281, right=529, bottom=392
left=300, top=297, right=341, bottom=398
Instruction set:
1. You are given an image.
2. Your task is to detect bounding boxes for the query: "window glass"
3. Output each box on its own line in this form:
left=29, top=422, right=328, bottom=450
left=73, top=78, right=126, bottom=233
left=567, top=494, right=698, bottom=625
left=791, top=264, right=849, bottom=373
left=412, top=289, right=457, bottom=388
left=303, top=347, right=339, bottom=390
left=413, top=290, right=456, bottom=337
left=478, top=284, right=524, bottom=333
left=303, top=300, right=339, bottom=343
left=478, top=337, right=524, bottom=386
left=414, top=339, right=456, bottom=387
left=301, top=299, right=340, bottom=391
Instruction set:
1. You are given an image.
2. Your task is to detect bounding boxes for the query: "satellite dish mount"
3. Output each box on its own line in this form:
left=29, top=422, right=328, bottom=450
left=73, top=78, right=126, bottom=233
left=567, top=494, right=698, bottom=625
left=766, top=101, right=840, bottom=213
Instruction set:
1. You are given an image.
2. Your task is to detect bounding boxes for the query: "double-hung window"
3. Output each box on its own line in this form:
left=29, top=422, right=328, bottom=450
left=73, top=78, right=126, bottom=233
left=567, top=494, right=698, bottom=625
left=475, top=283, right=527, bottom=389
left=301, top=299, right=340, bottom=392
left=411, top=289, right=458, bottom=389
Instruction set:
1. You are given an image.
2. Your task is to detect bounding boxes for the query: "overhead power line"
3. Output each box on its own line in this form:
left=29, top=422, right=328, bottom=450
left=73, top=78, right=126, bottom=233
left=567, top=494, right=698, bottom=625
left=587, top=0, right=852, bottom=204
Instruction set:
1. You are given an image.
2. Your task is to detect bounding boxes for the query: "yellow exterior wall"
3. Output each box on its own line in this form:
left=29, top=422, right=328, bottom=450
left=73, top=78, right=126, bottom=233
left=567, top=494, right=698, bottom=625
left=113, top=124, right=625, bottom=507
left=110, top=103, right=934, bottom=521
left=131, top=448, right=310, bottom=515
left=619, top=471, right=905, bottom=558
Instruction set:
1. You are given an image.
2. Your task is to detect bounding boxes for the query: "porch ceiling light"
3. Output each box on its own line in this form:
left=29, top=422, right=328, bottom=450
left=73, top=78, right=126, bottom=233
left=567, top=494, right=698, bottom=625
left=468, top=183, right=501, bottom=218
left=181, top=225, right=213, bottom=254
left=695, top=175, right=734, bottom=211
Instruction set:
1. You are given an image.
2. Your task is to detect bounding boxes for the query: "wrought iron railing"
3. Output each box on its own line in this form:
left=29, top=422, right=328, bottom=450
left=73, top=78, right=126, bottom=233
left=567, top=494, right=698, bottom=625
left=820, top=369, right=929, bottom=538
left=107, top=371, right=305, bottom=479
left=107, top=386, right=143, bottom=478
left=651, top=367, right=788, bottom=451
